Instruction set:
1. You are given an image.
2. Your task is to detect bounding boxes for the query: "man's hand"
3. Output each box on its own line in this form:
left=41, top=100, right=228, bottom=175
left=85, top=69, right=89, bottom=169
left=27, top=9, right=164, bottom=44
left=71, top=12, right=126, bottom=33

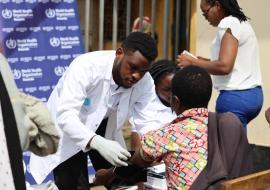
left=90, top=135, right=131, bottom=166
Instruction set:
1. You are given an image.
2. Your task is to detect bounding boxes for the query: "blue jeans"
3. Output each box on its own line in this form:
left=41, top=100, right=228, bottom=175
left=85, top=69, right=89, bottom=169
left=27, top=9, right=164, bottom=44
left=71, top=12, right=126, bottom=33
left=216, top=86, right=263, bottom=128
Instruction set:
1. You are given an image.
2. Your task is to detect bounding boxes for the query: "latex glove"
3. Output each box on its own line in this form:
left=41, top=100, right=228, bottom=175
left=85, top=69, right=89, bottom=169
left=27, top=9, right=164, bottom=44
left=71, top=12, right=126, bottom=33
left=90, top=135, right=131, bottom=166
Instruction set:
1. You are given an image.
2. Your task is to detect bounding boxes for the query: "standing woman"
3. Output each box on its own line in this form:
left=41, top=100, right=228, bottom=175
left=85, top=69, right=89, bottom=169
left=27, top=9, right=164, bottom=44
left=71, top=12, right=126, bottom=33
left=177, top=0, right=263, bottom=127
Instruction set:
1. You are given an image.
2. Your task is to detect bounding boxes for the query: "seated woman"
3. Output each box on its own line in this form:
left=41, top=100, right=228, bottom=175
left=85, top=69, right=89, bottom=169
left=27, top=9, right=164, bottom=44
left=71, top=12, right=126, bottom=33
left=130, top=59, right=178, bottom=150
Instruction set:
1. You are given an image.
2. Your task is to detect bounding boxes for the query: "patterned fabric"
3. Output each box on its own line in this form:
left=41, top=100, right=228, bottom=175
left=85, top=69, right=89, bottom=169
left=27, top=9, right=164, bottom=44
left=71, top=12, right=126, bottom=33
left=141, top=108, right=208, bottom=190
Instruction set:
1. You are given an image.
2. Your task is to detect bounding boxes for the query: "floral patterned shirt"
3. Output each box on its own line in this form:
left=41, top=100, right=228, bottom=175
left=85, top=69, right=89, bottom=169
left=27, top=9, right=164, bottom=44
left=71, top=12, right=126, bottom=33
left=141, top=108, right=208, bottom=190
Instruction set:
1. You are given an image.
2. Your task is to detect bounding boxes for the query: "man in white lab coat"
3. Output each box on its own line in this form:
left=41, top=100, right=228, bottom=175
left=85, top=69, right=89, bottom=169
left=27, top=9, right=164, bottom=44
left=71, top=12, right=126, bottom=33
left=29, top=32, right=158, bottom=190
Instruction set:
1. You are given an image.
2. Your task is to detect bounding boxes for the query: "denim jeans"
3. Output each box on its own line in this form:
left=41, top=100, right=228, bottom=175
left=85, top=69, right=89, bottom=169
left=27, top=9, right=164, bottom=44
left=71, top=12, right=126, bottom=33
left=216, top=86, right=263, bottom=128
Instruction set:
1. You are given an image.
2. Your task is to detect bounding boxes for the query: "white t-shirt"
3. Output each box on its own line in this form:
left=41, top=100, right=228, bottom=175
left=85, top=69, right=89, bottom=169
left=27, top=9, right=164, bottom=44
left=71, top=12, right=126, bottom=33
left=210, top=16, right=262, bottom=90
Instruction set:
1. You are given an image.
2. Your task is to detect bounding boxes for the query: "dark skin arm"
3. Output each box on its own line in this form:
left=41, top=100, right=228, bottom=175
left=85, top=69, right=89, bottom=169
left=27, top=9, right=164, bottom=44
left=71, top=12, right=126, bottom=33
left=129, top=148, right=154, bottom=168
left=197, top=56, right=210, bottom=61
left=131, top=132, right=142, bottom=150
left=177, top=28, right=238, bottom=75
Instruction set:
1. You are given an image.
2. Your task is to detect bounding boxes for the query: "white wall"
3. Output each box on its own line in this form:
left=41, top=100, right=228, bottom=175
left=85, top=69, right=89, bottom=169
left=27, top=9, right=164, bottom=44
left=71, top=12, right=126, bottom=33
left=196, top=0, right=270, bottom=146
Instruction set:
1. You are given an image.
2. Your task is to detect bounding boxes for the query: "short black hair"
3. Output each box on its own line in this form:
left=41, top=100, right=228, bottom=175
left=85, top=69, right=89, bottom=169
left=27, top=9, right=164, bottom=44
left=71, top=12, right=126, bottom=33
left=171, top=65, right=212, bottom=108
left=121, top=32, right=158, bottom=63
left=149, top=59, right=178, bottom=85
left=207, top=0, right=249, bottom=22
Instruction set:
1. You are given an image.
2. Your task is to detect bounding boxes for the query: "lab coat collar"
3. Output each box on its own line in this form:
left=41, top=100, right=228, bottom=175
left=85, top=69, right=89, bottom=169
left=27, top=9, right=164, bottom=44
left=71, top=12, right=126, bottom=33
left=110, top=75, right=125, bottom=94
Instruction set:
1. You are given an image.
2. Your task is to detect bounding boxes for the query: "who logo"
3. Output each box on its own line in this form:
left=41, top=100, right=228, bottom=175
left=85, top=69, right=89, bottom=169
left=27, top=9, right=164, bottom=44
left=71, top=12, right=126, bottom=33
left=12, top=69, right=22, bottom=80
left=2, top=9, right=12, bottom=19
left=54, top=66, right=66, bottom=76
left=5, top=39, right=16, bottom=49
left=49, top=37, right=60, bottom=47
left=45, top=8, right=55, bottom=18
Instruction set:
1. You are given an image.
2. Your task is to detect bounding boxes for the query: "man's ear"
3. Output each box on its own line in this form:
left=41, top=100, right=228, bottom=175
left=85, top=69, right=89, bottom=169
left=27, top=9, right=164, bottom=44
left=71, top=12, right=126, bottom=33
left=215, top=0, right=222, bottom=10
left=116, top=48, right=123, bottom=56
left=171, top=95, right=181, bottom=113
left=173, top=95, right=181, bottom=109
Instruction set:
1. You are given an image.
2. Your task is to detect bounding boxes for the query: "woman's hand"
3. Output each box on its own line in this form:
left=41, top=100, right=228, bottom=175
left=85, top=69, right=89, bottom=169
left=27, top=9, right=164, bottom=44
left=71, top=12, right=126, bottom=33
left=177, top=52, right=196, bottom=68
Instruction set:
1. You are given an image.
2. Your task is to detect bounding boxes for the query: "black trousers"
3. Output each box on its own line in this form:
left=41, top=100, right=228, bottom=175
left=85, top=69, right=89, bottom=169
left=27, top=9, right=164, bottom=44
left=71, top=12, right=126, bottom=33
left=53, top=118, right=112, bottom=190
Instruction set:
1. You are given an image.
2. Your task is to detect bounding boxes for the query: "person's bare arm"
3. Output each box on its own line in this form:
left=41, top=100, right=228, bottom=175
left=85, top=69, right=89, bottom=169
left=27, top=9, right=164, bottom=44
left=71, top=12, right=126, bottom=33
left=131, top=132, right=142, bottom=151
left=177, top=28, right=238, bottom=75
left=129, top=148, right=154, bottom=168
left=197, top=56, right=210, bottom=61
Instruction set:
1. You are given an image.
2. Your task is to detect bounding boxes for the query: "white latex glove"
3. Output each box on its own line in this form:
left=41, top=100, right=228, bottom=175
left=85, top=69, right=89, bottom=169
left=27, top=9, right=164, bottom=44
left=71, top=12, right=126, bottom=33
left=90, top=135, right=131, bottom=167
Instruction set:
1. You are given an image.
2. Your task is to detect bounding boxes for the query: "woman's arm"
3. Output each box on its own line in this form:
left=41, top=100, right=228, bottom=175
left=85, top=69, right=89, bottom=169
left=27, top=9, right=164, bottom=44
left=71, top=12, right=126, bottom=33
left=129, top=148, right=154, bottom=168
left=197, top=56, right=210, bottom=61
left=177, top=28, right=238, bottom=75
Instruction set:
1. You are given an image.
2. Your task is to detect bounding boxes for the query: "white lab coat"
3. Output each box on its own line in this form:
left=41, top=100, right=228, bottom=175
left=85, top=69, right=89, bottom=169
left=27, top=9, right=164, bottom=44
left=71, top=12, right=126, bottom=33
left=130, top=94, right=176, bottom=135
left=29, top=50, right=156, bottom=184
